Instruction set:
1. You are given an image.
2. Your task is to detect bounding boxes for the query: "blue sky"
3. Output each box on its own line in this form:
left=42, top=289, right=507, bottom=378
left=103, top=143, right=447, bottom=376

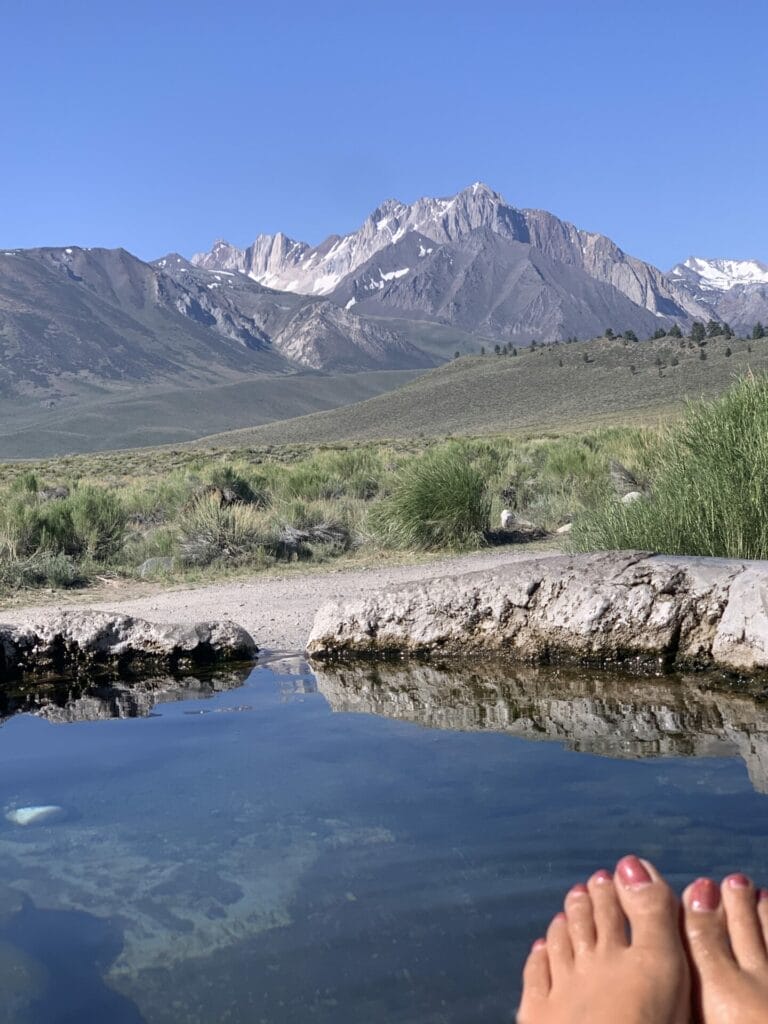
left=1, top=0, right=766, bottom=269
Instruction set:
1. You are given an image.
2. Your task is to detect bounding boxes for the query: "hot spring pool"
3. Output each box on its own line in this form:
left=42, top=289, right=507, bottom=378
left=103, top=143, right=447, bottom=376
left=1, top=656, right=767, bottom=1023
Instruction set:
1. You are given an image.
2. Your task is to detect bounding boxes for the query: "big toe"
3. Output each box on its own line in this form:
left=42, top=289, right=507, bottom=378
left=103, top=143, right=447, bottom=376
left=613, top=855, right=681, bottom=952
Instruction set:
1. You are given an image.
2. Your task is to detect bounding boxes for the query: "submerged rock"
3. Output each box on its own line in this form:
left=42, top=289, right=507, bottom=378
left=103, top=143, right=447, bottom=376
left=0, top=611, right=257, bottom=681
left=5, top=805, right=64, bottom=827
left=307, top=551, right=768, bottom=677
left=0, top=885, right=24, bottom=924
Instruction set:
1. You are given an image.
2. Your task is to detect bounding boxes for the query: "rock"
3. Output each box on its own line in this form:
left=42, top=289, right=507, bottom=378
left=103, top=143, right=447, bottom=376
left=5, top=805, right=64, bottom=827
left=37, top=485, right=69, bottom=502
left=609, top=460, right=641, bottom=496
left=137, top=556, right=175, bottom=577
left=556, top=522, right=573, bottom=534
left=621, top=490, right=643, bottom=504
left=0, top=612, right=257, bottom=680
left=711, top=569, right=768, bottom=672
left=307, top=551, right=768, bottom=676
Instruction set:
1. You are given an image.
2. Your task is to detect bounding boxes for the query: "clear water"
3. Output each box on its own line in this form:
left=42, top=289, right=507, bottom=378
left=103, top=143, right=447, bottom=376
left=1, top=656, right=768, bottom=1024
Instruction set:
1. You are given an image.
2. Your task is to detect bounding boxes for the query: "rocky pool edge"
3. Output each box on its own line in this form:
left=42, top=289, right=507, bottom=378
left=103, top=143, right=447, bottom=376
left=307, top=550, right=768, bottom=676
left=0, top=611, right=257, bottom=680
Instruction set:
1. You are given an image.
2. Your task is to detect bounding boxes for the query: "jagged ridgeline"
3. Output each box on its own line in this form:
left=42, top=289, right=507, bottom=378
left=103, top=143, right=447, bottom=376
left=1, top=183, right=766, bottom=455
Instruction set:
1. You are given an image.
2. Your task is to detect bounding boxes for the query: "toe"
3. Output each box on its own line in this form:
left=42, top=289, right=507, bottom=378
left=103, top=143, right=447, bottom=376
left=758, top=889, right=768, bottom=949
left=519, top=937, right=551, bottom=1019
left=564, top=883, right=596, bottom=954
left=721, top=874, right=767, bottom=970
left=546, top=911, right=573, bottom=983
left=682, top=877, right=734, bottom=970
left=613, top=855, right=680, bottom=952
left=587, top=869, right=628, bottom=949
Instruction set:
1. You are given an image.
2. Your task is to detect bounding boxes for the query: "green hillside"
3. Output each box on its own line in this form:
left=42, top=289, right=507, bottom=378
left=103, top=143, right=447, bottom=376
left=199, top=333, right=765, bottom=447
left=0, top=370, right=423, bottom=459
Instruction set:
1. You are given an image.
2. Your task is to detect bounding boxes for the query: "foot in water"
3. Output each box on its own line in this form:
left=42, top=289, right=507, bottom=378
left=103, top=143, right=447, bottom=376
left=682, top=873, right=768, bottom=1024
left=516, top=855, right=690, bottom=1024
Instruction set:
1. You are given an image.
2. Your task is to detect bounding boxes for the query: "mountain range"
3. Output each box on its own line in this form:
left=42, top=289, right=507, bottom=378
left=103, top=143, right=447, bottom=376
left=0, top=183, right=766, bottom=452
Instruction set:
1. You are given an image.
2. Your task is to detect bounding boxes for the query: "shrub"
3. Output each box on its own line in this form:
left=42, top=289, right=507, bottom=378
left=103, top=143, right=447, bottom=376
left=205, top=464, right=269, bottom=506
left=572, top=376, right=768, bottom=558
left=68, top=486, right=127, bottom=560
left=369, top=444, right=490, bottom=549
left=0, top=552, right=85, bottom=589
left=176, top=494, right=277, bottom=565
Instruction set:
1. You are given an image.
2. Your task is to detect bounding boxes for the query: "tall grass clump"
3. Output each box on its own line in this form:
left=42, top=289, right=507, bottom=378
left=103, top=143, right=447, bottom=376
left=572, top=375, right=768, bottom=558
left=176, top=494, right=277, bottom=566
left=369, top=444, right=491, bottom=550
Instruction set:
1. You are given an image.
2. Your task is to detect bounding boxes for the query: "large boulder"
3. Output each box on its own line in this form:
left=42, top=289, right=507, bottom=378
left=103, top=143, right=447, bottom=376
left=0, top=611, right=257, bottom=680
left=307, top=551, right=768, bottom=676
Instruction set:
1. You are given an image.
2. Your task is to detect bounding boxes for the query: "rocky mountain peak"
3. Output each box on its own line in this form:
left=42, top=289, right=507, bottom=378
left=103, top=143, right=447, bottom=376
left=671, top=256, right=768, bottom=292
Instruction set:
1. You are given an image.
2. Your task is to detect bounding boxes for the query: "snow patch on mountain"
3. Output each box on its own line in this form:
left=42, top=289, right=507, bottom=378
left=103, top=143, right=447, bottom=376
left=672, top=257, right=768, bottom=291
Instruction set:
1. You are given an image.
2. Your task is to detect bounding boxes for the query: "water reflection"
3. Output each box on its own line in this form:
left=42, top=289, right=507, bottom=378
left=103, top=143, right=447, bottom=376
left=312, top=660, right=768, bottom=793
left=0, top=668, right=251, bottom=727
left=1, top=660, right=768, bottom=1022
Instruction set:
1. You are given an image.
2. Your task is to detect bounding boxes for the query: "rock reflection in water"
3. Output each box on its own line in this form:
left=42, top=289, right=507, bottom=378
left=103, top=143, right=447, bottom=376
left=312, top=661, right=768, bottom=794
left=0, top=668, right=251, bottom=727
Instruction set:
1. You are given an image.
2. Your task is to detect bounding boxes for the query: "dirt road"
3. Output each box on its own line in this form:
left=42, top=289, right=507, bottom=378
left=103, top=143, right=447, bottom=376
left=1, top=547, right=560, bottom=653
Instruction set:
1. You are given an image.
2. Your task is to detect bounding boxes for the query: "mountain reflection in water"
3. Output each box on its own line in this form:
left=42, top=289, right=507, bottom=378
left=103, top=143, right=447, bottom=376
left=312, top=661, right=768, bottom=794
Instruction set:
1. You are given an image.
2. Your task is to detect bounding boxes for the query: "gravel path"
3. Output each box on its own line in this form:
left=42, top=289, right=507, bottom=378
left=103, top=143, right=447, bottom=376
left=0, top=547, right=561, bottom=654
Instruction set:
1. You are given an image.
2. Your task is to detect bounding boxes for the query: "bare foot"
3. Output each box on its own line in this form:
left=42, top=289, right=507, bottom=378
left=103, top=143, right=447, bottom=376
left=682, top=873, right=768, bottom=1023
left=517, top=855, right=690, bottom=1024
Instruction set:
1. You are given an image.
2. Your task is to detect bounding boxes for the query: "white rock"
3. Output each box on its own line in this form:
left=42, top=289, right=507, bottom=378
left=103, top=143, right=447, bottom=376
left=6, top=805, right=64, bottom=827
left=556, top=522, right=573, bottom=534
left=621, top=491, right=643, bottom=504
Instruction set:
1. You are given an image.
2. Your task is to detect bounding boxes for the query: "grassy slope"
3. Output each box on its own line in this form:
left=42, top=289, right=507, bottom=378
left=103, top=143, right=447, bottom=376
left=198, top=334, right=765, bottom=446
left=0, top=370, right=423, bottom=458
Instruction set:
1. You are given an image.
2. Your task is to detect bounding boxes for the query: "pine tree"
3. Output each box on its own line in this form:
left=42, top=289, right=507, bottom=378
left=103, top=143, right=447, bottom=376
left=753, top=322, right=766, bottom=340
left=652, top=328, right=666, bottom=340
left=604, top=328, right=614, bottom=339
left=669, top=324, right=683, bottom=339
left=725, top=346, right=732, bottom=357
left=623, top=330, right=638, bottom=342
left=690, top=321, right=706, bottom=343
left=706, top=319, right=721, bottom=338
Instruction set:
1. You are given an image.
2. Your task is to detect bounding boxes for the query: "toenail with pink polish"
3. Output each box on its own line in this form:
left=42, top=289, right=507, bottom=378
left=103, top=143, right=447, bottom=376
left=532, top=938, right=547, bottom=951
left=690, top=877, right=720, bottom=911
left=759, top=888, right=768, bottom=902
left=569, top=883, right=589, bottom=896
left=616, top=855, right=652, bottom=888
left=592, top=868, right=612, bottom=883
left=726, top=873, right=751, bottom=889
